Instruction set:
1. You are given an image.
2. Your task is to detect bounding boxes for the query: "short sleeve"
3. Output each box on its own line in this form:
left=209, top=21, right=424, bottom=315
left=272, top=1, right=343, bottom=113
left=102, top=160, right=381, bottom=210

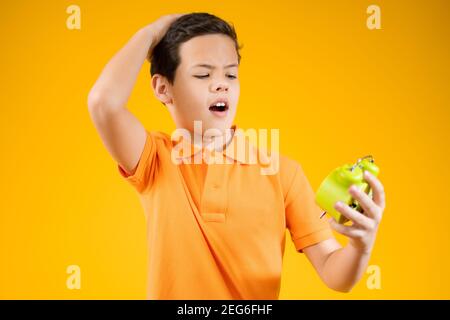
left=285, top=163, right=334, bottom=252
left=118, top=130, right=157, bottom=193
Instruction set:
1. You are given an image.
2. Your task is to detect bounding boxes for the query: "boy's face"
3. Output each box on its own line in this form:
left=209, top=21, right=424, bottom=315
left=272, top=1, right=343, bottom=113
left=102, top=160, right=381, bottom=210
left=160, top=34, right=240, bottom=139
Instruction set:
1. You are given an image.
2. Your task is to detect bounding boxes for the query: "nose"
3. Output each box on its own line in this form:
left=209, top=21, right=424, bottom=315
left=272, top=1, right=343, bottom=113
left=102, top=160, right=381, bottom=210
left=210, top=81, right=229, bottom=93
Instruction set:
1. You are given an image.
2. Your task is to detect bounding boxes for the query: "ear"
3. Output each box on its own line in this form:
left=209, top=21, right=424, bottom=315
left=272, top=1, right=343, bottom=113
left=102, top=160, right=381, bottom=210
left=151, top=74, right=173, bottom=107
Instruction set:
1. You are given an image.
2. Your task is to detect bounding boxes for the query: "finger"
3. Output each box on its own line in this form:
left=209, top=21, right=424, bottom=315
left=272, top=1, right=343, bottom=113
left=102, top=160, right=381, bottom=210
left=348, top=184, right=380, bottom=220
left=334, top=201, right=372, bottom=229
left=328, top=218, right=364, bottom=239
left=364, top=171, right=386, bottom=211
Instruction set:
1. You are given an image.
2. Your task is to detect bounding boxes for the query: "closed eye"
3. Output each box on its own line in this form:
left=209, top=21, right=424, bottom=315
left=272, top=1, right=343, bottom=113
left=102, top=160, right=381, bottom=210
left=194, top=74, right=237, bottom=79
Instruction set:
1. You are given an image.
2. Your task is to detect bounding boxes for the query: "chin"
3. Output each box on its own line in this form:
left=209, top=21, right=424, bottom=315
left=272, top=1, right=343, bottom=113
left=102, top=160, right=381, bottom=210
left=180, top=114, right=235, bottom=137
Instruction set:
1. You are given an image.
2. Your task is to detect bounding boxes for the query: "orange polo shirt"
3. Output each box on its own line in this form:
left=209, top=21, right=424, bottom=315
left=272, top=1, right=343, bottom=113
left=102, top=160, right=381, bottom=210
left=118, top=125, right=334, bottom=299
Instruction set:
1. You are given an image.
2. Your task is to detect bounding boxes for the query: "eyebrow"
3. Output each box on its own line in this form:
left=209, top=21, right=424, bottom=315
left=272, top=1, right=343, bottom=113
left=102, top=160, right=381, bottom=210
left=190, top=63, right=238, bottom=70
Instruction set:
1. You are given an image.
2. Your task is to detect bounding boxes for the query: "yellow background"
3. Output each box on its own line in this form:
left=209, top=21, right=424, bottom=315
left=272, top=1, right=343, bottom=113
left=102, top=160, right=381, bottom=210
left=1, top=0, right=449, bottom=299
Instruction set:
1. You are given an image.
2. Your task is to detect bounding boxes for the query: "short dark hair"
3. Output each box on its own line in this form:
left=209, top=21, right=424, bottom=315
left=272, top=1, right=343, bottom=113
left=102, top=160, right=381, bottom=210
left=150, top=12, right=242, bottom=85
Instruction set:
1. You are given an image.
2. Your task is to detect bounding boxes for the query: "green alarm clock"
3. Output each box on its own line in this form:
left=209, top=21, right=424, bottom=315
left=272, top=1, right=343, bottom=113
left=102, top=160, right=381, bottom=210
left=315, top=155, right=380, bottom=224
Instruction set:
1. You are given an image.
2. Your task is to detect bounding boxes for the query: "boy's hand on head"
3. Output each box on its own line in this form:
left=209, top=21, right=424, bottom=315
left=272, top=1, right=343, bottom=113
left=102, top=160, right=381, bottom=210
left=328, top=171, right=386, bottom=255
left=144, top=13, right=186, bottom=61
left=88, top=14, right=185, bottom=176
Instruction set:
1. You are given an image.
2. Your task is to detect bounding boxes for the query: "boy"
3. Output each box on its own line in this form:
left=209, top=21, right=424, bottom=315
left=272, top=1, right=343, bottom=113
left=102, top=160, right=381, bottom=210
left=87, top=13, right=386, bottom=299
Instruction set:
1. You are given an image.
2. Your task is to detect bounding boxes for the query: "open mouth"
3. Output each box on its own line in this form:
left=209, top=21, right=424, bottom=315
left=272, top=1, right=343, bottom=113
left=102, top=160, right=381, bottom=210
left=209, top=102, right=229, bottom=117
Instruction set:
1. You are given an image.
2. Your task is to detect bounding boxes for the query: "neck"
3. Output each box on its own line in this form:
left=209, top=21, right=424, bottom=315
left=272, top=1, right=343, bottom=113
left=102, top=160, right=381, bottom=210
left=191, top=126, right=236, bottom=152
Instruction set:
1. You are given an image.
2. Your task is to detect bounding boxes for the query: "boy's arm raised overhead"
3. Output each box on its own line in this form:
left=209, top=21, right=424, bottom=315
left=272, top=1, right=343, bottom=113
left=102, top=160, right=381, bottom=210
left=87, top=14, right=183, bottom=175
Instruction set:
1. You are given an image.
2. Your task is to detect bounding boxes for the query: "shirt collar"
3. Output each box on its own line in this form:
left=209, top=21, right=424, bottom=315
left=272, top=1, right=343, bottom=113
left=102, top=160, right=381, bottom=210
left=171, top=124, right=280, bottom=174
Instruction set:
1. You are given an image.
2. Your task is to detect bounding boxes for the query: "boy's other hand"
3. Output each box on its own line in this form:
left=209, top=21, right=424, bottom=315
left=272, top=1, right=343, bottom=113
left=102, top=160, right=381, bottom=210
left=328, top=170, right=386, bottom=254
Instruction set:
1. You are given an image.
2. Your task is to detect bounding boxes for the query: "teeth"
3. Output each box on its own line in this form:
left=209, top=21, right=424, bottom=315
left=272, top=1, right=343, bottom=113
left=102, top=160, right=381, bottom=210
left=214, top=102, right=226, bottom=107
